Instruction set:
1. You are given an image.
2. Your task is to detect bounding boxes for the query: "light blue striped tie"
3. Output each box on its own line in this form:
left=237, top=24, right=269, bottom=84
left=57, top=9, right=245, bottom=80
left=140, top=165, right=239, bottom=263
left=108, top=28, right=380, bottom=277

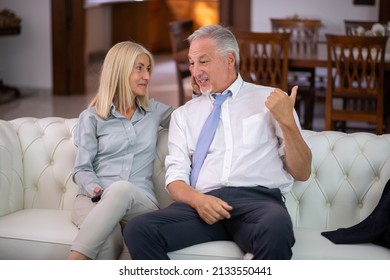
left=190, top=92, right=232, bottom=187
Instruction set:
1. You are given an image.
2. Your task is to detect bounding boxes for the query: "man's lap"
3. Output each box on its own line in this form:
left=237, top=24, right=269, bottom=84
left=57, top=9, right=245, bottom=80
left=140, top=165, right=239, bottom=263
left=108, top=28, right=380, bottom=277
left=126, top=186, right=289, bottom=245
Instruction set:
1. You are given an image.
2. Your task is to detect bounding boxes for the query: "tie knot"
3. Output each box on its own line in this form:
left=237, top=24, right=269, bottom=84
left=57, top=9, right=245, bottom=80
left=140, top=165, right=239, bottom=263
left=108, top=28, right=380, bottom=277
left=213, top=91, right=231, bottom=106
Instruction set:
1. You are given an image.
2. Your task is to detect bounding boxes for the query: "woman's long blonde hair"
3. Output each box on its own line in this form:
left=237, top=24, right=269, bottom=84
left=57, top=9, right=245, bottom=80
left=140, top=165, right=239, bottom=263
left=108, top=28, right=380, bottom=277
left=89, top=41, right=154, bottom=119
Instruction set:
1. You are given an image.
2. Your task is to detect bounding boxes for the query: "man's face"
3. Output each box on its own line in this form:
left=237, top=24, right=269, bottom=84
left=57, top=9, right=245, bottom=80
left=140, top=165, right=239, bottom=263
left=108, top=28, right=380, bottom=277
left=188, top=37, right=231, bottom=95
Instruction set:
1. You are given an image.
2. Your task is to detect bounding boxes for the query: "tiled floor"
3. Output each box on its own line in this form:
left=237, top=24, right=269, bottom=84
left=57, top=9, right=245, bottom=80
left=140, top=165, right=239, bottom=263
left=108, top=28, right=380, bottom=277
left=0, top=53, right=327, bottom=131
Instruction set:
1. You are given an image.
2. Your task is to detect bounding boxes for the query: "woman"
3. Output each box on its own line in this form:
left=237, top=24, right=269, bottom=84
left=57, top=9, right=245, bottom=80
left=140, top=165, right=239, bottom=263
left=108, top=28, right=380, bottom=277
left=68, top=41, right=174, bottom=259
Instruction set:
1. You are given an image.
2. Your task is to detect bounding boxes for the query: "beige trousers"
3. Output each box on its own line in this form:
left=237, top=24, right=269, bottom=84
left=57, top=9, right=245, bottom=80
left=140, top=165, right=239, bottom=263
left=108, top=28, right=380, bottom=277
left=70, top=181, right=158, bottom=259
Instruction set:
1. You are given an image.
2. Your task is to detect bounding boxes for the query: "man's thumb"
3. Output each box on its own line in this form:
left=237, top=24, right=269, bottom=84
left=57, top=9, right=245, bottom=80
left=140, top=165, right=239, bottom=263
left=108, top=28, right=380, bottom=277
left=290, top=85, right=298, bottom=105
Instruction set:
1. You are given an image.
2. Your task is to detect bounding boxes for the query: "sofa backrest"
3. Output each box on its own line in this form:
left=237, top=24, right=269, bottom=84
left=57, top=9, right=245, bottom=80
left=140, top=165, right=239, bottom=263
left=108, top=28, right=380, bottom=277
left=2, top=117, right=390, bottom=232
left=154, top=129, right=390, bottom=231
left=286, top=130, right=390, bottom=230
left=9, top=118, right=79, bottom=211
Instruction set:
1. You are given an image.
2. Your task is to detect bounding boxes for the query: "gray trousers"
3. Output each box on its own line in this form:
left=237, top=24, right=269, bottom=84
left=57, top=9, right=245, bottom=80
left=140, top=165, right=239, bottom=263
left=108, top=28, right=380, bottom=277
left=70, top=181, right=158, bottom=259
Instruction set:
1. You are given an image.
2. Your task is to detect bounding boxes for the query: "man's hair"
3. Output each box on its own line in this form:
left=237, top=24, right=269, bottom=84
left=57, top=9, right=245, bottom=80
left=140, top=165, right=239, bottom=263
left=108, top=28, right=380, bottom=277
left=89, top=41, right=154, bottom=119
left=188, top=25, right=240, bottom=72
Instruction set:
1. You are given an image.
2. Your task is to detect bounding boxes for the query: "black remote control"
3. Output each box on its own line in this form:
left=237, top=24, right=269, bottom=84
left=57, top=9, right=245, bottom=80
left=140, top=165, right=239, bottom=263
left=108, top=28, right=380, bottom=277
left=91, top=190, right=103, bottom=202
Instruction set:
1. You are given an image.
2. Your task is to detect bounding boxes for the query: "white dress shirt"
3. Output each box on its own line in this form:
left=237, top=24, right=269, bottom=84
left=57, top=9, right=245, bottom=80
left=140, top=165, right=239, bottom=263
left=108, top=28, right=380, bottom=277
left=165, top=75, right=303, bottom=194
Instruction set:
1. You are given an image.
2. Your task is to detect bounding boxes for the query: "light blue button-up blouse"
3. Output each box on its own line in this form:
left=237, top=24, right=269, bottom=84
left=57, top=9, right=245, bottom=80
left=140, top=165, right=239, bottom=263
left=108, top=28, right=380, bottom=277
left=72, top=99, right=174, bottom=203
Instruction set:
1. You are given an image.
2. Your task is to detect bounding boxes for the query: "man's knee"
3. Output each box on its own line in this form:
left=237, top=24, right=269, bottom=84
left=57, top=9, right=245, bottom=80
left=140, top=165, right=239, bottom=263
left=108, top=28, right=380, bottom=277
left=123, top=214, right=155, bottom=247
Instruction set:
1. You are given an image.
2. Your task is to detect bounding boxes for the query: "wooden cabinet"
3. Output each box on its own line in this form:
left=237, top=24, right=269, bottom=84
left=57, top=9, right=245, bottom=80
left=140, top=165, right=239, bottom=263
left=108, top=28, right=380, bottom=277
left=166, top=0, right=219, bottom=29
left=111, top=0, right=220, bottom=53
left=111, top=0, right=172, bottom=53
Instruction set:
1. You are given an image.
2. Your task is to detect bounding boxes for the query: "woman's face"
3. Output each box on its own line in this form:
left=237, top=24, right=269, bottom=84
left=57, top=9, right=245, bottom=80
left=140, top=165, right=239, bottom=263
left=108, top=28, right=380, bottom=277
left=130, top=53, right=151, bottom=97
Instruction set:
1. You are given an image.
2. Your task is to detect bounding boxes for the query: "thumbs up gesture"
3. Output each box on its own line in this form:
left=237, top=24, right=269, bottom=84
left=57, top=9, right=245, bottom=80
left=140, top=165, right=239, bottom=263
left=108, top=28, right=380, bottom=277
left=265, top=85, right=298, bottom=127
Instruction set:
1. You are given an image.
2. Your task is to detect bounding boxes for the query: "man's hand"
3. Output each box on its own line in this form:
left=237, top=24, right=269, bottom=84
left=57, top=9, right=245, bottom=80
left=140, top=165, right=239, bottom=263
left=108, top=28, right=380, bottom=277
left=166, top=181, right=232, bottom=225
left=192, top=193, right=233, bottom=225
left=265, top=85, right=298, bottom=127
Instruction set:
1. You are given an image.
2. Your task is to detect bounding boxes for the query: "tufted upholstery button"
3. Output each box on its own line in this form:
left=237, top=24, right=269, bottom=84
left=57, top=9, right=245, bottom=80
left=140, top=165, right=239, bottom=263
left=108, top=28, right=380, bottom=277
left=358, top=203, right=363, bottom=208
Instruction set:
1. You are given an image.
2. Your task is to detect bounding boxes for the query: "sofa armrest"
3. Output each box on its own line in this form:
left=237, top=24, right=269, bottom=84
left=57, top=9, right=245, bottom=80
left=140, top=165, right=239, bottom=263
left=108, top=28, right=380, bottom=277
left=0, top=120, right=24, bottom=216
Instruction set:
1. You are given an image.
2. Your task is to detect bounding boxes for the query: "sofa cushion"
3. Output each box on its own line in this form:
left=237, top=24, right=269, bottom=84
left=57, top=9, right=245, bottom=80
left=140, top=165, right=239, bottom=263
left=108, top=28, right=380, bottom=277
left=0, top=209, right=77, bottom=259
left=168, top=241, right=245, bottom=260
left=292, top=228, right=390, bottom=259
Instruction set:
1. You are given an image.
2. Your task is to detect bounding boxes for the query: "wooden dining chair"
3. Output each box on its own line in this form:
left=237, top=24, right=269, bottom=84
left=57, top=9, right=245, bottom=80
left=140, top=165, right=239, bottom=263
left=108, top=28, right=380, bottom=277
left=233, top=30, right=290, bottom=92
left=325, top=34, right=388, bottom=134
left=168, top=19, right=194, bottom=105
left=344, top=20, right=379, bottom=35
left=270, top=18, right=322, bottom=129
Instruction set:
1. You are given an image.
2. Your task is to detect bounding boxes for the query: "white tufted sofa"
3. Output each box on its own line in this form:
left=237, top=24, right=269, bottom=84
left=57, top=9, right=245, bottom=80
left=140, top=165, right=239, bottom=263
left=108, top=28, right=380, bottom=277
left=1, top=117, right=390, bottom=260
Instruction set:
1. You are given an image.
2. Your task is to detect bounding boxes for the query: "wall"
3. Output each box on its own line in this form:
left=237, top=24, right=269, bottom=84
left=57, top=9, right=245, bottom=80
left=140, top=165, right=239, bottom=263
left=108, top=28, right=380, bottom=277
left=85, top=5, right=111, bottom=59
left=251, top=0, right=379, bottom=42
left=0, top=0, right=381, bottom=93
left=0, top=0, right=51, bottom=91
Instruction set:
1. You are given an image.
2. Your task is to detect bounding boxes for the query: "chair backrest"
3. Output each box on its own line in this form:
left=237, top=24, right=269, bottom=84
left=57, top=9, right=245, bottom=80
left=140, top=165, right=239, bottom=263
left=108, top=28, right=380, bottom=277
left=169, top=19, right=193, bottom=56
left=344, top=20, right=380, bottom=35
left=233, top=30, right=290, bottom=91
left=325, top=34, right=387, bottom=134
left=168, top=19, right=194, bottom=105
left=270, top=18, right=321, bottom=54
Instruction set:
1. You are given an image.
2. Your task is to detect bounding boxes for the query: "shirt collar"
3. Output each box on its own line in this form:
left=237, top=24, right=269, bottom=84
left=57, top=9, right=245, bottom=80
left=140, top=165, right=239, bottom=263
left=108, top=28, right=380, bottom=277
left=214, top=74, right=243, bottom=99
left=227, top=74, right=243, bottom=99
left=109, top=99, right=150, bottom=118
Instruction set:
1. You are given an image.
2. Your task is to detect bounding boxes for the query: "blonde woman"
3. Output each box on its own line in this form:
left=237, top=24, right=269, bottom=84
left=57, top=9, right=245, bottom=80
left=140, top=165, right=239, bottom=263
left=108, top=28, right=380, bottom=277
left=68, top=41, right=174, bottom=259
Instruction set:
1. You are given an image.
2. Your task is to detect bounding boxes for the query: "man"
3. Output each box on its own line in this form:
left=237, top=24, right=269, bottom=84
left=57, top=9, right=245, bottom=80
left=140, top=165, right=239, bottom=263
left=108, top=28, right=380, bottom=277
left=123, top=25, right=312, bottom=259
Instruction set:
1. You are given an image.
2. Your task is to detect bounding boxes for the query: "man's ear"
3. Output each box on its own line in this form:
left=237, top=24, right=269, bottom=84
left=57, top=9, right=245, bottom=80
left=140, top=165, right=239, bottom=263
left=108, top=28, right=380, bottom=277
left=228, top=53, right=235, bottom=65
